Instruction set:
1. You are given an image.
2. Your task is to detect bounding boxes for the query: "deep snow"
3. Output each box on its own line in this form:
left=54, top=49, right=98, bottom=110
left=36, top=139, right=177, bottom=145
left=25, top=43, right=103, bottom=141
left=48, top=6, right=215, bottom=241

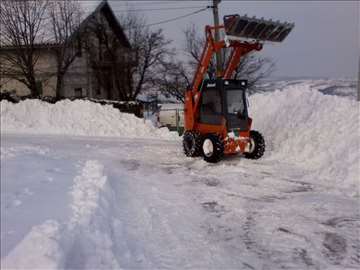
left=250, top=84, right=359, bottom=195
left=2, top=136, right=359, bottom=269
left=1, top=80, right=359, bottom=269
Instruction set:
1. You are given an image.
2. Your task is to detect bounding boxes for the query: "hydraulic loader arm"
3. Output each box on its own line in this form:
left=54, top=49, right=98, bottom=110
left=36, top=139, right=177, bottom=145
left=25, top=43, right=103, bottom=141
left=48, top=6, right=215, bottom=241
left=190, top=13, right=295, bottom=92
left=222, top=42, right=262, bottom=79
left=190, top=25, right=262, bottom=94
left=189, top=26, right=224, bottom=95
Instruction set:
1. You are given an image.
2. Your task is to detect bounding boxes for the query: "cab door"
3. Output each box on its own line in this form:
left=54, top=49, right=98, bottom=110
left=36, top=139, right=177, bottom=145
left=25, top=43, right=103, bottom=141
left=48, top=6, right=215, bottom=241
left=223, top=80, right=249, bottom=131
left=198, top=81, right=224, bottom=125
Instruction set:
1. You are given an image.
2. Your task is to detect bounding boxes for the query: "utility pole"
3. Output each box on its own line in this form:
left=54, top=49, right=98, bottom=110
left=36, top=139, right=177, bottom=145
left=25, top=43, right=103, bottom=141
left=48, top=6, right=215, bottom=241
left=357, top=1, right=360, bottom=101
left=212, top=0, right=223, bottom=77
left=358, top=53, right=360, bottom=102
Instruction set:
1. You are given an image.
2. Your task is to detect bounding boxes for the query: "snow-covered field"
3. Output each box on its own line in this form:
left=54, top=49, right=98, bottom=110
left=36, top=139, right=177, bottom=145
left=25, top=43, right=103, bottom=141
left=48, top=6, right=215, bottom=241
left=258, top=78, right=357, bottom=99
left=1, top=80, right=359, bottom=269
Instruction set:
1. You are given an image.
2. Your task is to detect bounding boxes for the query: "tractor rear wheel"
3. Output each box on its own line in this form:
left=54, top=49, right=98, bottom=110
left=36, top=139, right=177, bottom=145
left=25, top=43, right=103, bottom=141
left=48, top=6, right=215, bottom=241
left=183, top=131, right=203, bottom=157
left=244, top=130, right=265, bottom=159
left=202, top=134, right=224, bottom=163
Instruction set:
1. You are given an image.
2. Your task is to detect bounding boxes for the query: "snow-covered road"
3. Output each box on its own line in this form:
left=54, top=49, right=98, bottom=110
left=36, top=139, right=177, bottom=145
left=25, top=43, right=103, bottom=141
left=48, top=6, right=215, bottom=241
left=2, top=134, right=359, bottom=269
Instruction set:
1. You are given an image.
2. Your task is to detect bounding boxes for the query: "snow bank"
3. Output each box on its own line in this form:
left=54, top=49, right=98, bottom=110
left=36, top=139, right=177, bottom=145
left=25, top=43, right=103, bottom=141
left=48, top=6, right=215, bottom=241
left=250, top=84, right=359, bottom=195
left=0, top=99, right=177, bottom=139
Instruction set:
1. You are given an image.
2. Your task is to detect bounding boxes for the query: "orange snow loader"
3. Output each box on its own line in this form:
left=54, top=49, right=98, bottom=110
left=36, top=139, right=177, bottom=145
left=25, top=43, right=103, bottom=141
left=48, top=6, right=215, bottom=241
left=183, top=14, right=294, bottom=162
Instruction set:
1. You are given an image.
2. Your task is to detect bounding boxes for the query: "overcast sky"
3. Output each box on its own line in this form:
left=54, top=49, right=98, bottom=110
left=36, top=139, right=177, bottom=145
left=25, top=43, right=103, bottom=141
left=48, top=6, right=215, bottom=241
left=82, top=1, right=359, bottom=79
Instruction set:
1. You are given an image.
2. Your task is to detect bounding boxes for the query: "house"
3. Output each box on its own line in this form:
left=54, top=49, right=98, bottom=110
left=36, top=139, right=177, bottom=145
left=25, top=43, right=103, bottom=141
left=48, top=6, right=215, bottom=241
left=0, top=0, right=134, bottom=100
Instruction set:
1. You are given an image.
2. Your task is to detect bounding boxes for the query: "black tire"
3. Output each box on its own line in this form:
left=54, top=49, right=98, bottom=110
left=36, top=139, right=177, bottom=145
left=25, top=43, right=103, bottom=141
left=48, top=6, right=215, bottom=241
left=183, top=131, right=203, bottom=157
left=201, top=134, right=224, bottom=163
left=244, top=130, right=265, bottom=159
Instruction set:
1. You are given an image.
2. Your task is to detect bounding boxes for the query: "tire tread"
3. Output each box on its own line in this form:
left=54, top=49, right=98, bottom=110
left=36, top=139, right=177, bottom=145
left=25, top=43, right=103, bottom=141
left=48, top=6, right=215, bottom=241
left=244, top=130, right=265, bottom=159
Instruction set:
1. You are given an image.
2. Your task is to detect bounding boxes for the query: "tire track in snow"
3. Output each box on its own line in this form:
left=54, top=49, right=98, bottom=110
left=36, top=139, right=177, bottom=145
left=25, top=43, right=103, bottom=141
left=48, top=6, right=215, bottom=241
left=68, top=160, right=107, bottom=228
left=63, top=160, right=120, bottom=269
left=153, top=157, right=357, bottom=269
left=2, top=160, right=120, bottom=269
left=106, top=160, right=243, bottom=269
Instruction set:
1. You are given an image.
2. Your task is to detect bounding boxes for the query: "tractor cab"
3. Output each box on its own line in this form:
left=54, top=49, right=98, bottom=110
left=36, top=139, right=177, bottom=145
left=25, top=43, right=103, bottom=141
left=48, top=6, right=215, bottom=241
left=199, top=79, right=249, bottom=132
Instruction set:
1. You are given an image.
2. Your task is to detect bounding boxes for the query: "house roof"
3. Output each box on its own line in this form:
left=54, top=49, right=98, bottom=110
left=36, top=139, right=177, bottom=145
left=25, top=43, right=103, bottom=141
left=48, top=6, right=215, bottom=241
left=0, top=0, right=131, bottom=50
left=78, top=0, right=131, bottom=48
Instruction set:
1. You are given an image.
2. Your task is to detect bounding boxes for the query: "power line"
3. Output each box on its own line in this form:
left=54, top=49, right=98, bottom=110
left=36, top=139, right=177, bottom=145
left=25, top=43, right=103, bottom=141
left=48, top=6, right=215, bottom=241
left=109, top=1, right=208, bottom=5
left=81, top=1, right=209, bottom=8
left=145, top=7, right=209, bottom=27
left=81, top=3, right=211, bottom=30
left=111, top=6, right=208, bottom=12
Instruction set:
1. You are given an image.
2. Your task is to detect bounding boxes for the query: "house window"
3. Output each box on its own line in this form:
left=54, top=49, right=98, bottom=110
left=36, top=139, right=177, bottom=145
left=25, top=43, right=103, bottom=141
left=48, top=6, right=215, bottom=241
left=36, top=81, right=43, bottom=96
left=76, top=38, right=82, bottom=57
left=74, top=88, right=82, bottom=98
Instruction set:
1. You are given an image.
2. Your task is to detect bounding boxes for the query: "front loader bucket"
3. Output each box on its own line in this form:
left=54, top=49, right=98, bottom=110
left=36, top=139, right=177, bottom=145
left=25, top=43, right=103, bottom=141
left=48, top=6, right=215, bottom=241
left=223, top=14, right=294, bottom=43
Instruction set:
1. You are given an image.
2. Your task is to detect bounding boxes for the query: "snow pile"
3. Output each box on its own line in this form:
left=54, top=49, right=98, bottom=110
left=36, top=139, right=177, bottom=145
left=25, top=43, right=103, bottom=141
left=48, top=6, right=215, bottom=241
left=250, top=84, right=359, bottom=194
left=0, top=99, right=177, bottom=139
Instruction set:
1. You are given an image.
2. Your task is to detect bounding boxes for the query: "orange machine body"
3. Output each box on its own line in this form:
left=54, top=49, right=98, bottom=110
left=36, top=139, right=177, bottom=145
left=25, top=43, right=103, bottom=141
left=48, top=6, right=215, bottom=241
left=184, top=25, right=262, bottom=155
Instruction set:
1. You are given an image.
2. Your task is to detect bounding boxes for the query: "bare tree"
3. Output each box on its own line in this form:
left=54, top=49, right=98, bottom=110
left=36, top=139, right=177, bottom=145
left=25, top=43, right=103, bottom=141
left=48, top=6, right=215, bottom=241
left=119, top=12, right=173, bottom=100
left=184, top=24, right=216, bottom=80
left=82, top=11, right=173, bottom=101
left=0, top=0, right=49, bottom=96
left=155, top=61, right=190, bottom=103
left=232, top=52, right=275, bottom=90
left=48, top=0, right=83, bottom=98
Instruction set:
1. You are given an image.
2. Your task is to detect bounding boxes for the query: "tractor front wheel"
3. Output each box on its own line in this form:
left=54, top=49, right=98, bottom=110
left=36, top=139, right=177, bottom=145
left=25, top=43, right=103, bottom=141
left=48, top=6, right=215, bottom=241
left=183, top=131, right=203, bottom=157
left=202, top=134, right=224, bottom=163
left=244, top=130, right=265, bottom=159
